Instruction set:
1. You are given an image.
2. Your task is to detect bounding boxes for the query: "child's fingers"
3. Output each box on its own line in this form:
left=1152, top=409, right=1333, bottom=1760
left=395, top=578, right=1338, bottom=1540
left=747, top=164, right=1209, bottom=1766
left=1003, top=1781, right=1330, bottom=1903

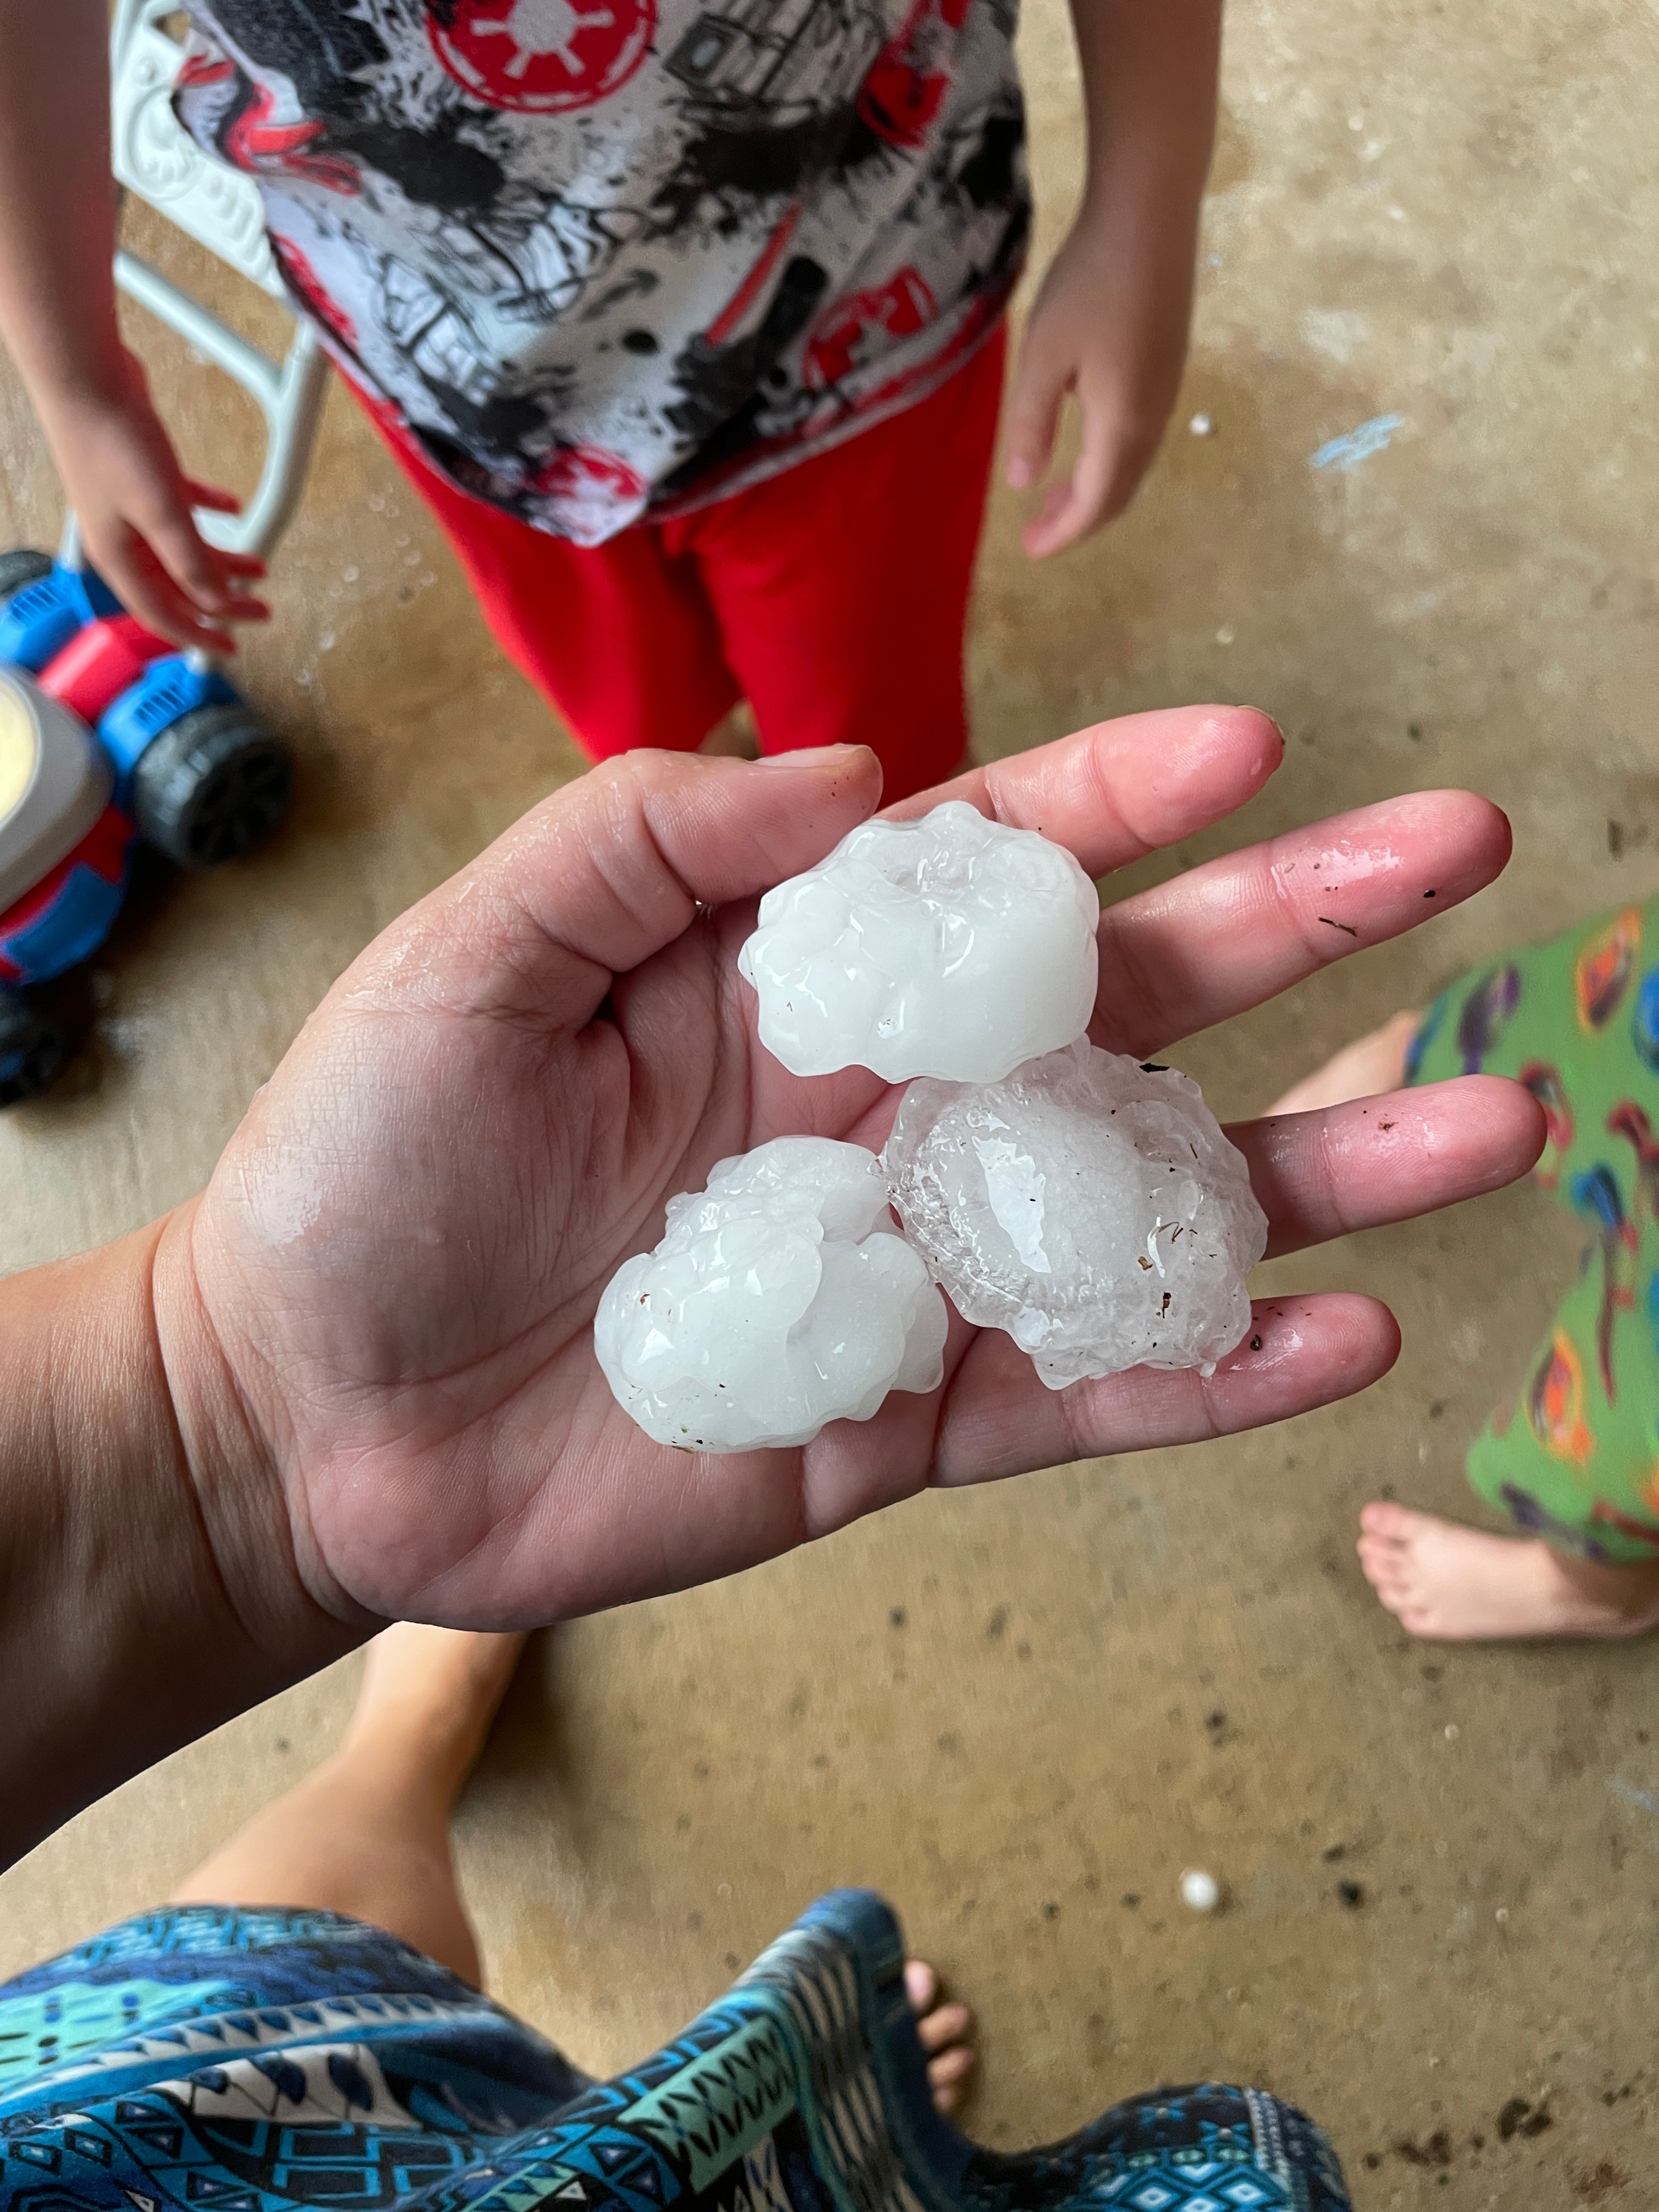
left=144, top=506, right=249, bottom=613
left=97, top=532, right=246, bottom=652
left=139, top=505, right=270, bottom=623
left=116, top=563, right=238, bottom=654
left=184, top=479, right=244, bottom=515
left=1019, top=463, right=1087, bottom=558
left=1021, top=382, right=1148, bottom=558
left=1023, top=454, right=1123, bottom=557
left=183, top=485, right=272, bottom=602
left=1003, top=332, right=1069, bottom=492
left=212, top=569, right=271, bottom=619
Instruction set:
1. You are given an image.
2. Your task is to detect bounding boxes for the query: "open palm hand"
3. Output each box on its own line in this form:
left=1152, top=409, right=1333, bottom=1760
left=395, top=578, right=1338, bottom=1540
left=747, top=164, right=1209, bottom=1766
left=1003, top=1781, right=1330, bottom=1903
left=163, top=710, right=1542, bottom=1632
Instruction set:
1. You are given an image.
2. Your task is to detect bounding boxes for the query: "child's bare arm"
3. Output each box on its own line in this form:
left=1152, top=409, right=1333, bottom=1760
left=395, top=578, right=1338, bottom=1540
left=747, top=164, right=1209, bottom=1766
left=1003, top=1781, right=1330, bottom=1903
left=1006, top=0, right=1222, bottom=558
left=0, top=2, right=267, bottom=649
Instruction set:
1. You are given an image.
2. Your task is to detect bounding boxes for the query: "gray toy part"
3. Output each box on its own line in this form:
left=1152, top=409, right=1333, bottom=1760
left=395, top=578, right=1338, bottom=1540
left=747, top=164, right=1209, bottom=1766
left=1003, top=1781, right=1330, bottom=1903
left=0, top=669, right=115, bottom=916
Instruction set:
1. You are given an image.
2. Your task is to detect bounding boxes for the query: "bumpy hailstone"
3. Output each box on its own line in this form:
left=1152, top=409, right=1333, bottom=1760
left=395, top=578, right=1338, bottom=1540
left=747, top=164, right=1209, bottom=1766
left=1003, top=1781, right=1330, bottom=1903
left=883, top=1042, right=1268, bottom=1389
left=737, top=800, right=1099, bottom=1082
left=595, top=1136, right=947, bottom=1453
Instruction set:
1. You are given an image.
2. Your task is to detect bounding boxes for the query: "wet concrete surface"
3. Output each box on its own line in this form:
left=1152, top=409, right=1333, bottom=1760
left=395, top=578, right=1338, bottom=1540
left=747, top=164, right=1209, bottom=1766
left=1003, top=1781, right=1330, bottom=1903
left=5, top=3, right=1659, bottom=2205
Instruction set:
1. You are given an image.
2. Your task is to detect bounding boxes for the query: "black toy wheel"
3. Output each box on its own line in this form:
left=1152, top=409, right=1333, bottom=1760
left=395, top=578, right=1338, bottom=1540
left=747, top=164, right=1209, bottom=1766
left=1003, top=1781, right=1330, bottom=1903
left=130, top=702, right=294, bottom=869
left=0, top=989, right=71, bottom=1107
left=0, top=547, right=54, bottom=614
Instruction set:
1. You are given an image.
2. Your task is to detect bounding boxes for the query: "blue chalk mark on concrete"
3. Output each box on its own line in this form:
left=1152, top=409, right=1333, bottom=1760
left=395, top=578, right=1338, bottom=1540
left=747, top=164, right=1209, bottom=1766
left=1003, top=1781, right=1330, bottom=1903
left=1310, top=413, right=1404, bottom=471
left=1610, top=1776, right=1659, bottom=1817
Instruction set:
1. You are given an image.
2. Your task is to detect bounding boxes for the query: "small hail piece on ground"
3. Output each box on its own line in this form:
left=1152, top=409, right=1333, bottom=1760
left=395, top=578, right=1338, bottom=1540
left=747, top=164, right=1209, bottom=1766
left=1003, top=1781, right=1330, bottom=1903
left=1189, top=411, right=1215, bottom=436
left=737, top=799, right=1099, bottom=1082
left=884, top=1042, right=1268, bottom=1387
left=594, top=1136, right=947, bottom=1453
left=1181, top=1868, right=1222, bottom=1913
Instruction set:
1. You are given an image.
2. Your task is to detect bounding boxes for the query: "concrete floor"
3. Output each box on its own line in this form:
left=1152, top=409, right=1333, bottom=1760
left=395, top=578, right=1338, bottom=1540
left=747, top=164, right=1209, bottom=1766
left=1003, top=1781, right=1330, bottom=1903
left=4, top=1, right=1659, bottom=2205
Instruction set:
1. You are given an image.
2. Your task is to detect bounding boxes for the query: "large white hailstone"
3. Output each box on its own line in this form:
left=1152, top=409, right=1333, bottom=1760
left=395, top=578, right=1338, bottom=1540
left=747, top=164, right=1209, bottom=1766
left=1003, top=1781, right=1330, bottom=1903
left=883, top=1042, right=1268, bottom=1388
left=737, top=800, right=1099, bottom=1082
left=595, top=1136, right=948, bottom=1453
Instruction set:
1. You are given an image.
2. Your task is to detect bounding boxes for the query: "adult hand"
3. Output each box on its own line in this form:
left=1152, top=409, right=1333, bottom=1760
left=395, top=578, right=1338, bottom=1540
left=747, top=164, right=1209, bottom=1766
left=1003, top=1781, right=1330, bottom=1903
left=38, top=349, right=270, bottom=651
left=156, top=709, right=1543, bottom=1637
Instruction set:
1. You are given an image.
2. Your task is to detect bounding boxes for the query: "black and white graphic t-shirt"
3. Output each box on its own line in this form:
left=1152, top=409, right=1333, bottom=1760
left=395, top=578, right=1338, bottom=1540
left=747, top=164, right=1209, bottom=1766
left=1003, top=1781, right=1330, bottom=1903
left=176, top=0, right=1030, bottom=543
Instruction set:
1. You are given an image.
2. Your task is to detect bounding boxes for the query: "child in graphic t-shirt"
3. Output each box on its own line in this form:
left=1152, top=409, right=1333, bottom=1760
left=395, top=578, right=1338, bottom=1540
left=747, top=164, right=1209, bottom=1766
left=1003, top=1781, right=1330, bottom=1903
left=0, top=0, right=1221, bottom=799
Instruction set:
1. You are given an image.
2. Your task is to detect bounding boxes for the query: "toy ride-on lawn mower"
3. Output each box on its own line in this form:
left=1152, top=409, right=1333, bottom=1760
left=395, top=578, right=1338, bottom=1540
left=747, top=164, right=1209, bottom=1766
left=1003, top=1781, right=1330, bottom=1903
left=0, top=558, right=295, bottom=1101
left=0, top=0, right=328, bottom=1105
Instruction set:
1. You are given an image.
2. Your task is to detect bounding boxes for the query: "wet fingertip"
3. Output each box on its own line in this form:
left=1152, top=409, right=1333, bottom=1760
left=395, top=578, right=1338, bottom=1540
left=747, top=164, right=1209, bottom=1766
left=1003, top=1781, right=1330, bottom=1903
left=1236, top=705, right=1286, bottom=763
left=1197, top=706, right=1285, bottom=789
left=754, top=743, right=877, bottom=775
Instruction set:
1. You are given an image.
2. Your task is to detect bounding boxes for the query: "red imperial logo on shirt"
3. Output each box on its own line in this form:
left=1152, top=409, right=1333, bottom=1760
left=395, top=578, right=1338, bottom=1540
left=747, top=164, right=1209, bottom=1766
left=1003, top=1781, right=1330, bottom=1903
left=531, top=444, right=647, bottom=504
left=427, top=0, right=655, bottom=112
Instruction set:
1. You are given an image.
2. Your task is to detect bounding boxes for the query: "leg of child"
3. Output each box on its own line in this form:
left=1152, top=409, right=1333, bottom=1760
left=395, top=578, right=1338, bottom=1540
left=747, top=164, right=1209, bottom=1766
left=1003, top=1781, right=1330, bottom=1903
left=1271, top=903, right=1659, bottom=1640
left=687, top=329, right=1008, bottom=802
left=166, top=1627, right=978, bottom=2106
left=341, top=337, right=1002, bottom=797
left=1266, top=1009, right=1421, bottom=1118
left=346, top=392, right=746, bottom=763
left=168, top=1624, right=527, bottom=1983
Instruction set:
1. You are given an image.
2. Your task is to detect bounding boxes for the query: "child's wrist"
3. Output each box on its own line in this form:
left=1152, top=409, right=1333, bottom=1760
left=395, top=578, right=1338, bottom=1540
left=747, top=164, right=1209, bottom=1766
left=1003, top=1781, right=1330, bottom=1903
left=1079, top=151, right=1207, bottom=234
left=1069, top=189, right=1201, bottom=289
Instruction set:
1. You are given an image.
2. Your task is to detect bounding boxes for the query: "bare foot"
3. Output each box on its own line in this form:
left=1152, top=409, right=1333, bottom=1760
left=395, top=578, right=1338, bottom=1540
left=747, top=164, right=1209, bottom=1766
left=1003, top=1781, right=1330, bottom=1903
left=1268, top=1009, right=1421, bottom=1117
left=345, top=1625, right=529, bottom=1802
left=904, top=1959, right=977, bottom=2115
left=1357, top=1502, right=1659, bottom=1640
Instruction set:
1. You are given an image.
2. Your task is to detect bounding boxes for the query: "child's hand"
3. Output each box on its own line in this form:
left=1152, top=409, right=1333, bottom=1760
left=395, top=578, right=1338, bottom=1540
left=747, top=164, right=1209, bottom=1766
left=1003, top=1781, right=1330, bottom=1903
left=39, top=349, right=270, bottom=653
left=1004, top=206, right=1195, bottom=560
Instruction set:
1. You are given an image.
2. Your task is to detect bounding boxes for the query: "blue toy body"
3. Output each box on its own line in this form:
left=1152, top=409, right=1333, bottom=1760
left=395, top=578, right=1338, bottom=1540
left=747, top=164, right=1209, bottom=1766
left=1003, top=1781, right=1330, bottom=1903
left=98, top=653, right=238, bottom=805
left=0, top=562, right=123, bottom=674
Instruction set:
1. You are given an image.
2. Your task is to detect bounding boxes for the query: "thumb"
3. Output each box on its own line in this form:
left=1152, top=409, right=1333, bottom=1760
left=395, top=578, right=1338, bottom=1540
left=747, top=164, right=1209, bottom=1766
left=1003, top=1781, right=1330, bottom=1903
left=346, top=746, right=885, bottom=1033
left=1003, top=324, right=1073, bottom=490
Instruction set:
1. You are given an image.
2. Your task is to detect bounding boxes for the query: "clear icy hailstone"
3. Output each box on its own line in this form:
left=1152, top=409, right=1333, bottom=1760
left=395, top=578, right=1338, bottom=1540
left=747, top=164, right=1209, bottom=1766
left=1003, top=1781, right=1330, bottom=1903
left=594, top=1136, right=947, bottom=1453
left=737, top=800, right=1099, bottom=1082
left=883, top=1042, right=1268, bottom=1389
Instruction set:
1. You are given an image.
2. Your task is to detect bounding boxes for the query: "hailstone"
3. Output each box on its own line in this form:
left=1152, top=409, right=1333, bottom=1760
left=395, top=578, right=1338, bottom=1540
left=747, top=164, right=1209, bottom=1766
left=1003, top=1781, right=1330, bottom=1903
left=594, top=1136, right=947, bottom=1452
left=1180, top=1869, right=1223, bottom=1914
left=883, top=1042, right=1268, bottom=1388
left=737, top=800, right=1099, bottom=1082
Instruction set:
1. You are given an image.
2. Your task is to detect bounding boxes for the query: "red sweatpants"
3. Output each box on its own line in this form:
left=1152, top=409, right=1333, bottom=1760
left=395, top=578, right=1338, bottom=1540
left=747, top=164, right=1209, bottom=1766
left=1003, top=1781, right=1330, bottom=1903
left=354, top=330, right=1005, bottom=803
